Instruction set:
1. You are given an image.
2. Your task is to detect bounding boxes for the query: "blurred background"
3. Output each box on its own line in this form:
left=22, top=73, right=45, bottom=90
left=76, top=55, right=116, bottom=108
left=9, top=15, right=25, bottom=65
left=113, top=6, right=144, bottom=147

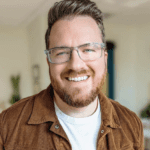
left=0, top=0, right=150, bottom=148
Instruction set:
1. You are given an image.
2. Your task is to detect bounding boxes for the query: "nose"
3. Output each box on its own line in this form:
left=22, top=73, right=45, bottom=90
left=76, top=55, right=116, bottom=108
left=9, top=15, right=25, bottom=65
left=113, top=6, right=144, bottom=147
left=66, top=48, right=86, bottom=71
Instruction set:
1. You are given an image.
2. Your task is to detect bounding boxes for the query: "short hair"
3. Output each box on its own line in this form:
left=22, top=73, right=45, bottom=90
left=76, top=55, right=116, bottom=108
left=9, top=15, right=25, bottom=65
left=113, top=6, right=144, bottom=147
left=45, top=0, right=105, bottom=50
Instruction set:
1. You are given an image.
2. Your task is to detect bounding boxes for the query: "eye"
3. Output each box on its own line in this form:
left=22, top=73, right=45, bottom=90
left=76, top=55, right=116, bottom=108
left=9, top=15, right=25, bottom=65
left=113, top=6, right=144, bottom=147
left=56, top=51, right=70, bottom=56
left=84, top=49, right=96, bottom=53
left=57, top=52, right=66, bottom=56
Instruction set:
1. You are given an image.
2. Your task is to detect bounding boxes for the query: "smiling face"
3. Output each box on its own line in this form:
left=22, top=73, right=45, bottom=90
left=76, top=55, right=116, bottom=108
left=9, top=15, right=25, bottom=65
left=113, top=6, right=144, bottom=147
left=47, top=16, right=108, bottom=108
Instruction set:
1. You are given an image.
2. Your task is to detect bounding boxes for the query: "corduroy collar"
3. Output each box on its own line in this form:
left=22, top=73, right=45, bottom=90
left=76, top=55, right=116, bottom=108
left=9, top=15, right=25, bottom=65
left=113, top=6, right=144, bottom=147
left=28, top=84, right=121, bottom=129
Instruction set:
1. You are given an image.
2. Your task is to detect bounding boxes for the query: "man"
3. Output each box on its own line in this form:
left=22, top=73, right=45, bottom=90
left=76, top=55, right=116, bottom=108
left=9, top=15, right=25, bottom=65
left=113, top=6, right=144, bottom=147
left=0, top=0, right=144, bottom=149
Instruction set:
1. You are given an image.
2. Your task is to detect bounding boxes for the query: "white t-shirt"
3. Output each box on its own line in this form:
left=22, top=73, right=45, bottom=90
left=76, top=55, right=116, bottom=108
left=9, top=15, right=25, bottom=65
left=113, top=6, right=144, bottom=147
left=54, top=98, right=101, bottom=150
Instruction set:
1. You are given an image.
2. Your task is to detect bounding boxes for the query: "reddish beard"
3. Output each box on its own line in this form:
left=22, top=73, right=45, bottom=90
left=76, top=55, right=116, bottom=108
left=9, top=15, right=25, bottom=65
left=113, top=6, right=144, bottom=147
left=49, top=67, right=107, bottom=108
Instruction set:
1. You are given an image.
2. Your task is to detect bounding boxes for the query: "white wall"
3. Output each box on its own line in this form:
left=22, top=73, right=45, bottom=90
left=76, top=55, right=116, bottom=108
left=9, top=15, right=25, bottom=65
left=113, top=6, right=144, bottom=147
left=0, top=25, right=32, bottom=107
left=27, top=15, right=50, bottom=92
left=0, top=14, right=49, bottom=111
left=135, top=24, right=150, bottom=116
left=104, top=21, right=150, bottom=116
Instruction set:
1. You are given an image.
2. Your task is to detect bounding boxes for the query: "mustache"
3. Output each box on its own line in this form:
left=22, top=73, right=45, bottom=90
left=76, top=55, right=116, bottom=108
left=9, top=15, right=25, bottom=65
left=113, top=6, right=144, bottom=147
left=62, top=69, right=93, bottom=77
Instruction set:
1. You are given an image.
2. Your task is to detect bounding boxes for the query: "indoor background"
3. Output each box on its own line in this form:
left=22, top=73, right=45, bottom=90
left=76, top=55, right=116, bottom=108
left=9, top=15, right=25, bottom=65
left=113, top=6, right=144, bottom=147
left=0, top=0, right=150, bottom=148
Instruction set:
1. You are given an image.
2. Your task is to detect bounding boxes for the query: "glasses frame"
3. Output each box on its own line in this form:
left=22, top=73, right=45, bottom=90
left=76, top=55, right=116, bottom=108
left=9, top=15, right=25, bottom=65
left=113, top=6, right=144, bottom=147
left=44, top=42, right=105, bottom=64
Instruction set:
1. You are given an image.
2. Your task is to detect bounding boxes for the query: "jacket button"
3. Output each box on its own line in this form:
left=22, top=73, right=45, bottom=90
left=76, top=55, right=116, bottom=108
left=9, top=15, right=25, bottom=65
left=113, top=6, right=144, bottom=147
left=55, top=124, right=59, bottom=129
left=101, top=130, right=104, bottom=133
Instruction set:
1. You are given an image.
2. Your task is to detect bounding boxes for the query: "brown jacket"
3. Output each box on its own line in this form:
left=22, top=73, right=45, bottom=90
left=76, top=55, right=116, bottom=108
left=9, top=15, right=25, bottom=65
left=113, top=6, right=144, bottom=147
left=0, top=84, right=144, bottom=150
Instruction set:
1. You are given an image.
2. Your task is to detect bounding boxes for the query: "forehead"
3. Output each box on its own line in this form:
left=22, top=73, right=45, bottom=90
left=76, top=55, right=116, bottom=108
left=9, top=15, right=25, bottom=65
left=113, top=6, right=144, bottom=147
left=49, top=16, right=102, bottom=48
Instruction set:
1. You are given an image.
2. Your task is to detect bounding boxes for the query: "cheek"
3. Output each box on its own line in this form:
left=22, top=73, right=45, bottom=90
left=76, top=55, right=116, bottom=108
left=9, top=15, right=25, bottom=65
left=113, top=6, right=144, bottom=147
left=49, top=64, right=64, bottom=80
left=91, top=60, right=106, bottom=78
left=92, top=59, right=105, bottom=70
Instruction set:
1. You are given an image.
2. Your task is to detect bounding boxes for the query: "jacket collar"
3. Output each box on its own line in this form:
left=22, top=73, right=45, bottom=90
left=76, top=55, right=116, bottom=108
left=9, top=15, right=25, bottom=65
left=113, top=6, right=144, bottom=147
left=98, top=91, right=121, bottom=128
left=28, top=84, right=121, bottom=129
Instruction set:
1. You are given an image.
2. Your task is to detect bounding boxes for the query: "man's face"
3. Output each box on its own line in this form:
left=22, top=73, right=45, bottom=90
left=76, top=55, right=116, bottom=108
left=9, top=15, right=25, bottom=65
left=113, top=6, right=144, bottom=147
left=47, top=16, right=108, bottom=108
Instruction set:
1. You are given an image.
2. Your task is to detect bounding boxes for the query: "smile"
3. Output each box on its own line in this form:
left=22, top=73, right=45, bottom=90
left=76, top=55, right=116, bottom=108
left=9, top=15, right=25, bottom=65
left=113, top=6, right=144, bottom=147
left=66, top=76, right=89, bottom=82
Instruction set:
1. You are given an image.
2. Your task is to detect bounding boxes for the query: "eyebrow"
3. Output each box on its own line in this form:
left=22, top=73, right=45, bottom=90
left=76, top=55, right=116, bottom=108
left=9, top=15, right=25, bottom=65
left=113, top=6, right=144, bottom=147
left=50, top=43, right=91, bottom=49
left=51, top=46, right=69, bottom=49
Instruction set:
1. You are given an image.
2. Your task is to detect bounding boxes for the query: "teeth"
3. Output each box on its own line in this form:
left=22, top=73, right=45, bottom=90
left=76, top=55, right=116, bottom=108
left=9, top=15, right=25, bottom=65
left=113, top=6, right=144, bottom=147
left=68, top=76, right=88, bottom=82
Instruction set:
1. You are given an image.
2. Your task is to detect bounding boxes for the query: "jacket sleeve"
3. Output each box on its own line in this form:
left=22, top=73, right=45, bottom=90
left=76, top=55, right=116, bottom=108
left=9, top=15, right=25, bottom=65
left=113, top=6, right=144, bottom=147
left=133, top=113, right=144, bottom=150
left=0, top=133, right=3, bottom=150
left=139, top=119, right=144, bottom=150
left=0, top=112, right=4, bottom=150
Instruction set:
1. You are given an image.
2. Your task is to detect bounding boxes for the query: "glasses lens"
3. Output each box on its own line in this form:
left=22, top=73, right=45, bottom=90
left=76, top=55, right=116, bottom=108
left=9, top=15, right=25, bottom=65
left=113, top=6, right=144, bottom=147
left=49, top=48, right=70, bottom=63
left=79, top=43, right=103, bottom=61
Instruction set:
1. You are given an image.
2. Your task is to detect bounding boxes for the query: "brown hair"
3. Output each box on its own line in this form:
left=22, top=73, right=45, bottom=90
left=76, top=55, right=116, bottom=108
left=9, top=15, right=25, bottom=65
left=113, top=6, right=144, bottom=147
left=45, top=0, right=105, bottom=49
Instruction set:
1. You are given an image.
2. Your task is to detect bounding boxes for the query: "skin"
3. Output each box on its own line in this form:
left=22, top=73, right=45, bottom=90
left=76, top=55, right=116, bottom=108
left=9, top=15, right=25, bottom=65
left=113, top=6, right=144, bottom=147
left=47, top=16, right=108, bottom=118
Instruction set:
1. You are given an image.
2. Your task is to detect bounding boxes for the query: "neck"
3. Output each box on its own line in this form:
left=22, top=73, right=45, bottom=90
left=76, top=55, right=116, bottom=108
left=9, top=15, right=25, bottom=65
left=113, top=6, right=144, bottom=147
left=54, top=91, right=98, bottom=118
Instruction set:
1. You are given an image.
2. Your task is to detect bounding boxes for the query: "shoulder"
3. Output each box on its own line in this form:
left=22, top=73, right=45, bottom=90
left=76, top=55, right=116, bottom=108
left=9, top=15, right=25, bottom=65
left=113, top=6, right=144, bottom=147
left=110, top=99, right=141, bottom=126
left=0, top=87, right=48, bottom=127
left=0, top=95, right=35, bottom=124
left=109, top=99, right=144, bottom=147
left=0, top=95, right=37, bottom=144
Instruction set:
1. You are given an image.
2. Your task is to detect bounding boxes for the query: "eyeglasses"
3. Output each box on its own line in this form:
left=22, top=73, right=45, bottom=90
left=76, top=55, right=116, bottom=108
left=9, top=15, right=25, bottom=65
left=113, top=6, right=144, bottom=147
left=44, top=42, right=105, bottom=64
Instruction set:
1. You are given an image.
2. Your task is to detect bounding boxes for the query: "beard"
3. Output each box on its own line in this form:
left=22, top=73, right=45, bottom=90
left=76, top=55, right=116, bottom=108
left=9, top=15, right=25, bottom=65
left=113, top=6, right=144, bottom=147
left=49, top=67, right=107, bottom=108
